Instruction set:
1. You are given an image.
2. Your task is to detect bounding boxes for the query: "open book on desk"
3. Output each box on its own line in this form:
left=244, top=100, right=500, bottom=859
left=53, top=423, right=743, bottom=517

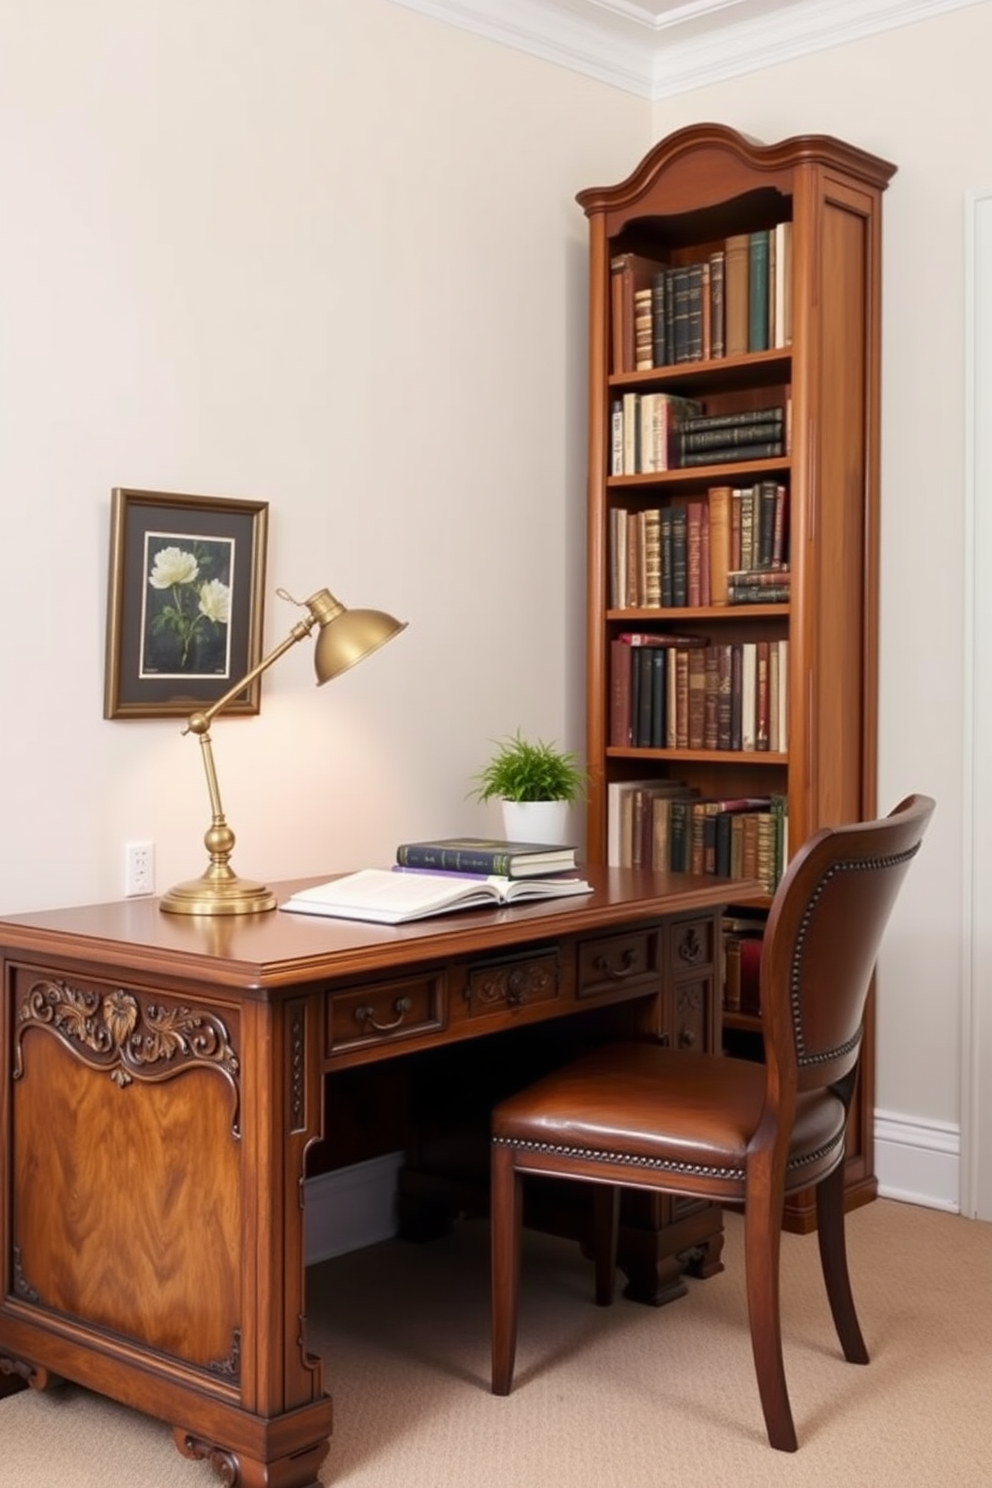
left=279, top=867, right=593, bottom=926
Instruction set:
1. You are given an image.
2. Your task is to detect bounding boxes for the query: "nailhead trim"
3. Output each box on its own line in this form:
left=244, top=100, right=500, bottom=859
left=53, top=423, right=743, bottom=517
left=493, top=1127, right=844, bottom=1178
left=791, top=842, right=922, bottom=1067
left=493, top=1135, right=743, bottom=1178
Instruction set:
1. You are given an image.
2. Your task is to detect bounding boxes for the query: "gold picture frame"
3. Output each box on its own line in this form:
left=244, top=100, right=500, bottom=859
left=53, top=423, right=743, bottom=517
left=104, top=487, right=269, bottom=720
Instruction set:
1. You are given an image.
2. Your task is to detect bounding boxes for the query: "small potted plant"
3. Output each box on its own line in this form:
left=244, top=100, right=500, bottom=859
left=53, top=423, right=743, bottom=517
left=471, top=730, right=586, bottom=844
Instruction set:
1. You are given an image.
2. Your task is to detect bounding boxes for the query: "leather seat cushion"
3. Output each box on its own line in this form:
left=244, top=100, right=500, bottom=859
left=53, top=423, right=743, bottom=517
left=492, top=1042, right=846, bottom=1185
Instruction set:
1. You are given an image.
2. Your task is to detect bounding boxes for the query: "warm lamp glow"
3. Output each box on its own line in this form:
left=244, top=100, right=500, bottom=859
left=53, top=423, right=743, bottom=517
left=159, top=586, right=406, bottom=916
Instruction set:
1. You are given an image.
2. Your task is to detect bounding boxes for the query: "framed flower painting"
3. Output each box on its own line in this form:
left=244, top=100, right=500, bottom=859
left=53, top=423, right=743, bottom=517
left=104, top=488, right=269, bottom=719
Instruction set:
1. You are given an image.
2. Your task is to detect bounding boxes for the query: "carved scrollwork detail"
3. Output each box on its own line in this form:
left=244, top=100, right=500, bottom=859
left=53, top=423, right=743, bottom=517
left=12, top=1246, right=39, bottom=1304
left=206, top=1327, right=241, bottom=1382
left=467, top=957, right=557, bottom=1010
left=0, top=1353, right=53, bottom=1389
left=13, top=978, right=241, bottom=1134
left=677, top=982, right=703, bottom=1017
left=289, top=1002, right=306, bottom=1132
left=175, top=1432, right=239, bottom=1486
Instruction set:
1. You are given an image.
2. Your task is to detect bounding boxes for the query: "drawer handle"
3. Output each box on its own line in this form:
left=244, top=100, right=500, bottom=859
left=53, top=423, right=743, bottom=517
left=677, top=928, right=704, bottom=965
left=592, top=948, right=638, bottom=980
left=679, top=1028, right=696, bottom=1048
left=354, top=996, right=413, bottom=1032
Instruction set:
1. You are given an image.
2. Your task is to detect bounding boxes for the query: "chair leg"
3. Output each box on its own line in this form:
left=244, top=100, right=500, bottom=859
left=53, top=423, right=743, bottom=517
left=744, top=1185, right=798, bottom=1452
left=491, top=1143, right=523, bottom=1396
left=592, top=1184, right=620, bottom=1306
left=816, top=1159, right=869, bottom=1364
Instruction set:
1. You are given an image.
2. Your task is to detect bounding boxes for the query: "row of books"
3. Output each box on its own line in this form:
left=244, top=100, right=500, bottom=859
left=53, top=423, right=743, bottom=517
left=609, top=482, right=790, bottom=611
left=607, top=779, right=788, bottom=894
left=610, top=635, right=789, bottom=754
left=610, top=396, right=787, bottom=476
left=610, top=224, right=793, bottom=375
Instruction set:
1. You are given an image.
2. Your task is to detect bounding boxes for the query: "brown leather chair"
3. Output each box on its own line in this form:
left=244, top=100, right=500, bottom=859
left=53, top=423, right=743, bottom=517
left=490, top=793, right=935, bottom=1451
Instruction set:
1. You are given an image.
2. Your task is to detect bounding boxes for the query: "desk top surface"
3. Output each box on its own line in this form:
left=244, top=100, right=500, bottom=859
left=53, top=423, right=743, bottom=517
left=0, top=867, right=755, bottom=995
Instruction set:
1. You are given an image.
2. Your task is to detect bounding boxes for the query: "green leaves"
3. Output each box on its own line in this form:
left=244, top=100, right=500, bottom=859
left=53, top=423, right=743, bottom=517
left=471, top=730, right=586, bottom=804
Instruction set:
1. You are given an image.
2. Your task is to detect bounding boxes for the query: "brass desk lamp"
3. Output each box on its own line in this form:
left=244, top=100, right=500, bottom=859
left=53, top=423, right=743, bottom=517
left=160, top=586, right=406, bottom=916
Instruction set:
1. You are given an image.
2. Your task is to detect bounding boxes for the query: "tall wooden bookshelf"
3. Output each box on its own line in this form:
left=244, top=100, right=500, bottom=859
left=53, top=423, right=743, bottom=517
left=578, top=124, right=896, bottom=1232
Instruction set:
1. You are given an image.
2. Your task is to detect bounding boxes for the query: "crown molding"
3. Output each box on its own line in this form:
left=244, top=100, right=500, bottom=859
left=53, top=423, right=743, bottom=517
left=384, top=0, right=984, bottom=99
left=650, top=0, right=986, bottom=97
left=385, top=0, right=656, bottom=95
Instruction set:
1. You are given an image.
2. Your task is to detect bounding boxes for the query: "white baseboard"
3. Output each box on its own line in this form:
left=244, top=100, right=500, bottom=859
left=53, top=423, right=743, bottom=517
left=874, top=1110, right=960, bottom=1213
left=304, top=1151, right=405, bottom=1265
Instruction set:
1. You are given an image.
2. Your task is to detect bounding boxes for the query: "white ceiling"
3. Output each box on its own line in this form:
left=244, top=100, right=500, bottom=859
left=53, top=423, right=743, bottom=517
left=385, top=0, right=979, bottom=98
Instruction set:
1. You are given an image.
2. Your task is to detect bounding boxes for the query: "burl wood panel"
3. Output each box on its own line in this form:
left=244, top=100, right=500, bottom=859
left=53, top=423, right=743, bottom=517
left=12, top=981, right=242, bottom=1374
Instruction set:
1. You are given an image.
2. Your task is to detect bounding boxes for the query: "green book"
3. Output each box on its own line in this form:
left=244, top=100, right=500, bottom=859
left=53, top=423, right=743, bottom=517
left=748, top=229, right=769, bottom=352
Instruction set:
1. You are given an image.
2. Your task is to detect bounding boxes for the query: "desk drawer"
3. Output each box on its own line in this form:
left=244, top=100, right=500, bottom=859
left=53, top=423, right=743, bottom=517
left=462, top=948, right=561, bottom=1020
left=577, top=928, right=661, bottom=999
left=325, top=973, right=445, bottom=1055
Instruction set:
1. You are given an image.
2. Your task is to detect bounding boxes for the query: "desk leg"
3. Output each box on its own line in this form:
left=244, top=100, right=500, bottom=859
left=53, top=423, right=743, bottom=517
left=175, top=1422, right=330, bottom=1487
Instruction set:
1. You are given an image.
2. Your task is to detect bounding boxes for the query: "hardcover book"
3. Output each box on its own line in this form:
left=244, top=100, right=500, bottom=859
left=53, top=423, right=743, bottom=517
left=280, top=867, right=592, bottom=925
left=748, top=229, right=770, bottom=352
left=709, top=249, right=725, bottom=358
left=678, top=440, right=785, bottom=468
left=680, top=406, right=784, bottom=433
left=394, top=837, right=577, bottom=877
left=611, top=251, right=667, bottom=373
left=724, top=232, right=750, bottom=357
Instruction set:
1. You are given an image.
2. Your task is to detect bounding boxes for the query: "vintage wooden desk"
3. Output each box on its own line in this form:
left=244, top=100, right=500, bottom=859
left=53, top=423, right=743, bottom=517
left=0, top=866, right=738, bottom=1486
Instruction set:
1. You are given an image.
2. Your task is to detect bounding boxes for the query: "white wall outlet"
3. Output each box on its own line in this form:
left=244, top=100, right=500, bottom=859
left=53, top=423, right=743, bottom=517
left=124, top=840, right=155, bottom=897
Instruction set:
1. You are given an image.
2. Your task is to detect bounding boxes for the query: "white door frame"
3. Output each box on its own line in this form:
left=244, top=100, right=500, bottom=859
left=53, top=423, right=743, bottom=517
left=961, top=188, right=992, bottom=1219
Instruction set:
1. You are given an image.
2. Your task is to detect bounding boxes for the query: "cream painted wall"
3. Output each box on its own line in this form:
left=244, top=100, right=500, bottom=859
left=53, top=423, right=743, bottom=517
left=0, top=0, right=642, bottom=912
left=646, top=2, right=992, bottom=1178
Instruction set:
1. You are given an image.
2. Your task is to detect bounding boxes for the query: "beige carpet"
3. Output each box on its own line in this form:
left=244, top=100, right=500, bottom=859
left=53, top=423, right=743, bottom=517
left=3, top=1199, right=990, bottom=1486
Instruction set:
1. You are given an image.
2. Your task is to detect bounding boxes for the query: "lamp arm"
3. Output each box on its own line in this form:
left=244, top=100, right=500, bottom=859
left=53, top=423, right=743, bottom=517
left=190, top=616, right=315, bottom=734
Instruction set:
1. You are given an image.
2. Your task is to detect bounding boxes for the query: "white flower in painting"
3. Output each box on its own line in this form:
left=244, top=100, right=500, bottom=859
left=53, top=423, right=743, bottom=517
left=198, top=579, right=231, bottom=626
left=148, top=547, right=199, bottom=589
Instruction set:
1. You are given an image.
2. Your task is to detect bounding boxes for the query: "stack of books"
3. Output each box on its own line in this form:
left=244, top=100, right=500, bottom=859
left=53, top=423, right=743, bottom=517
left=673, top=406, right=786, bottom=468
left=394, top=836, right=578, bottom=878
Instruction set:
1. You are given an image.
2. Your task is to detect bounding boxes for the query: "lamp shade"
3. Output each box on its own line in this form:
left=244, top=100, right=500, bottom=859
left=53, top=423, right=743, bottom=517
left=313, top=603, right=408, bottom=685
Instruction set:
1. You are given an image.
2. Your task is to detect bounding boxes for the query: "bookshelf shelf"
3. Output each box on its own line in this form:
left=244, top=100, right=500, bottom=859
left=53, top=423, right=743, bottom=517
left=607, top=605, right=789, bottom=621
left=578, top=123, right=896, bottom=1232
left=608, top=457, right=792, bottom=489
left=609, top=347, right=792, bottom=394
left=607, top=748, right=788, bottom=765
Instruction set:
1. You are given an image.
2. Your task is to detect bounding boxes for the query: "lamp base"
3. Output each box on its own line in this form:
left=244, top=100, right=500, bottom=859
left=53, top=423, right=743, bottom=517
left=160, top=870, right=277, bottom=916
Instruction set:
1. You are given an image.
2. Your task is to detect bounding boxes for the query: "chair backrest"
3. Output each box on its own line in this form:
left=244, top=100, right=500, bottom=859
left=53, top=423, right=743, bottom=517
left=760, top=794, right=935, bottom=1100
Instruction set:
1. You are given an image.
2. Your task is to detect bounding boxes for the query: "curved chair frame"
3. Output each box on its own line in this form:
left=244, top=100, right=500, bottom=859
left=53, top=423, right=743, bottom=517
left=490, top=793, right=935, bottom=1451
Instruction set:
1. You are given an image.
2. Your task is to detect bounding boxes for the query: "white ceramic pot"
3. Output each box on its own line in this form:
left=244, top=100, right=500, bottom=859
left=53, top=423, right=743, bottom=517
left=501, top=799, right=571, bottom=847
